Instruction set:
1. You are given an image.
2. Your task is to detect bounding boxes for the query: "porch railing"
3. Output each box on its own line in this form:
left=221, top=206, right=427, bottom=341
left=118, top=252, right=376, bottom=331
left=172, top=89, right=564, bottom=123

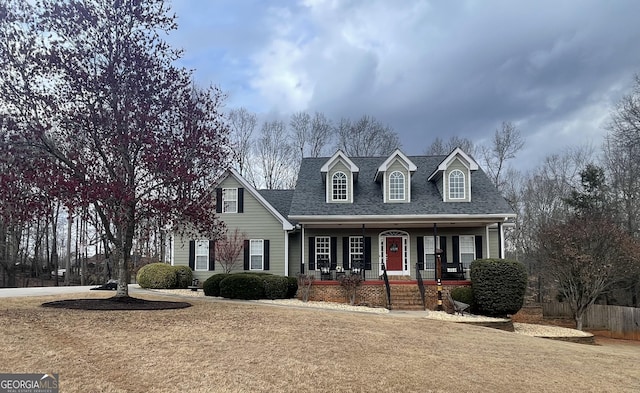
left=416, top=264, right=426, bottom=310
left=308, top=260, right=470, bottom=281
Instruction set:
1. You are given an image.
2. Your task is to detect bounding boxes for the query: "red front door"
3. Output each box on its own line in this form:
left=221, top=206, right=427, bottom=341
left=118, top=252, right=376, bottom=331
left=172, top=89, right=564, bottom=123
left=386, top=237, right=403, bottom=271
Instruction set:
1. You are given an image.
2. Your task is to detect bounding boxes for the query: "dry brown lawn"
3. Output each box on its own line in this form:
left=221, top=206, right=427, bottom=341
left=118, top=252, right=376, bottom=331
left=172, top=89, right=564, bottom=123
left=1, top=292, right=639, bottom=393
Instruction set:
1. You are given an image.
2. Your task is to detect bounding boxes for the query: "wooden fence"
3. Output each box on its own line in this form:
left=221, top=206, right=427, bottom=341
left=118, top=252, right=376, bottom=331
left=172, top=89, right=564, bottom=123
left=542, top=302, right=640, bottom=340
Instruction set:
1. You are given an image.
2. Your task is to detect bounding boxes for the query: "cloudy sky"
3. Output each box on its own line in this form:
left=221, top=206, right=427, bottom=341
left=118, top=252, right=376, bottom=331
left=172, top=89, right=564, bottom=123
left=166, top=0, right=640, bottom=169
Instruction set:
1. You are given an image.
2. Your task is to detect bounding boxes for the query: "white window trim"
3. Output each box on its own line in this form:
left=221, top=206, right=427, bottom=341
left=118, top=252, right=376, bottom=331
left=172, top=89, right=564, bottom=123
left=388, top=171, right=405, bottom=201
left=194, top=240, right=209, bottom=271
left=249, top=239, right=264, bottom=270
left=459, top=235, right=476, bottom=263
left=222, top=188, right=238, bottom=213
left=448, top=170, right=466, bottom=200
left=315, top=236, right=331, bottom=270
left=331, top=171, right=348, bottom=202
left=349, top=236, right=364, bottom=266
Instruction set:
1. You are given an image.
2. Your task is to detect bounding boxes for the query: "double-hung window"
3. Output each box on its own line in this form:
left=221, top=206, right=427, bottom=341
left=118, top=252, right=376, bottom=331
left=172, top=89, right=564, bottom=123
left=448, top=170, right=465, bottom=200
left=222, top=188, right=237, bottom=213
left=459, top=236, right=475, bottom=264
left=349, top=236, right=364, bottom=268
left=423, top=236, right=439, bottom=279
left=389, top=171, right=405, bottom=200
left=250, top=239, right=264, bottom=270
left=332, top=172, right=348, bottom=201
left=315, top=236, right=331, bottom=270
left=195, top=240, right=209, bottom=271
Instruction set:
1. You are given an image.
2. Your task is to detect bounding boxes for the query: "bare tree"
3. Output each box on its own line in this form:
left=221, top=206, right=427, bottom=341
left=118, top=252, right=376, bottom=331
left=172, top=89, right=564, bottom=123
left=290, top=111, right=311, bottom=159
left=424, top=136, right=476, bottom=156
left=335, top=115, right=399, bottom=157
left=480, top=122, right=525, bottom=191
left=255, top=120, right=297, bottom=189
left=228, top=108, right=257, bottom=179
left=215, top=229, right=247, bottom=273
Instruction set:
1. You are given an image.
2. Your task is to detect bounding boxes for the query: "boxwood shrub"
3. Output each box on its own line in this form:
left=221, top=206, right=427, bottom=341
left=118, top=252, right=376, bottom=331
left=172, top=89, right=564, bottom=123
left=219, top=274, right=265, bottom=300
left=173, top=266, right=193, bottom=289
left=285, top=276, right=298, bottom=298
left=136, top=263, right=177, bottom=289
left=450, top=286, right=475, bottom=311
left=203, top=274, right=230, bottom=297
left=262, top=275, right=289, bottom=299
left=471, top=259, right=528, bottom=317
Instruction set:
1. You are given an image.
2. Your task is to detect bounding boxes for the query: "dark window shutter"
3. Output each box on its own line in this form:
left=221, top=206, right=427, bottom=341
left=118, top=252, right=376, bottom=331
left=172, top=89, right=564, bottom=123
left=263, top=240, right=270, bottom=270
left=188, top=240, right=195, bottom=270
left=330, top=237, right=337, bottom=270
left=308, top=237, right=315, bottom=271
left=209, top=240, right=216, bottom=271
left=440, top=236, right=447, bottom=264
left=475, top=235, right=483, bottom=259
left=452, top=236, right=460, bottom=264
left=417, top=237, right=424, bottom=270
left=243, top=240, right=250, bottom=270
left=238, top=188, right=244, bottom=213
left=364, top=237, right=372, bottom=270
left=342, top=237, right=350, bottom=270
left=215, top=188, right=222, bottom=213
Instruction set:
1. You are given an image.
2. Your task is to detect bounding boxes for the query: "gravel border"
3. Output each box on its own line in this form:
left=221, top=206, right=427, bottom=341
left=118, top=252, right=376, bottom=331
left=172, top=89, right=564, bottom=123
left=147, top=288, right=593, bottom=338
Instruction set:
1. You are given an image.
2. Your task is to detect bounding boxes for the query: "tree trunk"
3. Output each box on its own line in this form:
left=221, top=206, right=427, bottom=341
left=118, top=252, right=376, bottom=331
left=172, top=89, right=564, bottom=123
left=65, top=214, right=72, bottom=285
left=116, top=249, right=129, bottom=297
left=575, top=312, right=584, bottom=331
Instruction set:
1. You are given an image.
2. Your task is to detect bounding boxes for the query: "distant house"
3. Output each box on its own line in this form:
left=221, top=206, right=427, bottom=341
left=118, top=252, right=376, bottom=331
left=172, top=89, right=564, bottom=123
left=172, top=148, right=515, bottom=307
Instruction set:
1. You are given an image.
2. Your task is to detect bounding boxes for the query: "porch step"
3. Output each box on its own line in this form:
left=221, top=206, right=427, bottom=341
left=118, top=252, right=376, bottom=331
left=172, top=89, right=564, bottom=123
left=388, top=285, right=427, bottom=310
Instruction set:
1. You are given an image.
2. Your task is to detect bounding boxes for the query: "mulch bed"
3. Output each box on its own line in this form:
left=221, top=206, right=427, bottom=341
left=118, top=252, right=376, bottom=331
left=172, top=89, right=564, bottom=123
left=41, top=296, right=192, bottom=311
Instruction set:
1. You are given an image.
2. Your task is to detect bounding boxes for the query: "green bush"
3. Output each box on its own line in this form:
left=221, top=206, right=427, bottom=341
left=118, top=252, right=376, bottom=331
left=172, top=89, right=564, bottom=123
left=262, top=275, right=289, bottom=299
left=450, top=286, right=475, bottom=311
left=203, top=274, right=230, bottom=297
left=285, top=276, right=298, bottom=298
left=173, top=266, right=193, bottom=289
left=471, top=259, right=528, bottom=317
left=219, top=274, right=265, bottom=300
left=136, top=263, right=177, bottom=289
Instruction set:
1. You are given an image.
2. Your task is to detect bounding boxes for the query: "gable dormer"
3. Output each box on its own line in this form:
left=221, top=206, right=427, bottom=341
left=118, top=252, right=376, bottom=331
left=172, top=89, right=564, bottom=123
left=428, top=147, right=478, bottom=202
left=321, top=150, right=359, bottom=203
left=374, top=149, right=417, bottom=203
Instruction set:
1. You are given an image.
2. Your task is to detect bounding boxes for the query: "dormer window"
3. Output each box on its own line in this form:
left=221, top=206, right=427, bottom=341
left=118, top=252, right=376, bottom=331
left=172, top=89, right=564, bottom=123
left=389, top=171, right=405, bottom=200
left=449, top=170, right=465, bottom=200
left=332, top=171, right=348, bottom=201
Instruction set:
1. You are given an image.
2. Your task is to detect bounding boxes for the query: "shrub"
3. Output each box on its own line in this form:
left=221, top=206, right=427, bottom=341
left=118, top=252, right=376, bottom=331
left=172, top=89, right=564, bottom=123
left=450, top=286, right=475, bottom=311
left=262, top=275, right=289, bottom=299
left=173, top=266, right=193, bottom=289
left=219, top=274, right=265, bottom=300
left=285, top=276, right=298, bottom=298
left=297, top=274, right=314, bottom=302
left=203, top=274, right=230, bottom=297
left=339, top=273, right=363, bottom=305
left=136, top=263, right=177, bottom=289
left=471, top=259, right=528, bottom=317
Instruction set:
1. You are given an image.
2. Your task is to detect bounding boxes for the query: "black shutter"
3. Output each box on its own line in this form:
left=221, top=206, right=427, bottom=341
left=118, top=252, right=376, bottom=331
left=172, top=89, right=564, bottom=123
left=417, top=237, right=424, bottom=270
left=243, top=240, right=250, bottom=270
left=263, top=240, right=270, bottom=270
left=342, top=237, right=350, bottom=270
left=364, top=237, right=372, bottom=270
left=452, top=236, right=460, bottom=264
left=215, top=188, right=222, bottom=213
left=440, top=236, right=447, bottom=264
left=330, top=237, right=337, bottom=270
left=188, top=240, right=195, bottom=270
left=475, top=235, right=483, bottom=259
left=308, top=237, right=316, bottom=271
left=209, top=240, right=215, bottom=271
left=238, top=188, right=244, bottom=213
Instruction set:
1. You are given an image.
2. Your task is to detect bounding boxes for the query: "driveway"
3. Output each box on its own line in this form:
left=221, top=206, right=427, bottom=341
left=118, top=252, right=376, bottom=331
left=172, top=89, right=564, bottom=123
left=0, top=284, right=143, bottom=298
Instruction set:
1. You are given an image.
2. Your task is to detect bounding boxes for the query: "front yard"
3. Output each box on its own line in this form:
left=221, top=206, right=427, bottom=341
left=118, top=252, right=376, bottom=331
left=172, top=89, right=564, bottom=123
left=0, top=292, right=638, bottom=392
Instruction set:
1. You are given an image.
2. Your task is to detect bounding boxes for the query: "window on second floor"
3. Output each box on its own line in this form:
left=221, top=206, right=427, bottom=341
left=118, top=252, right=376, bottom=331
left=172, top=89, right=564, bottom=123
left=448, top=170, right=465, bottom=200
left=222, top=188, right=237, bottom=213
left=389, top=171, right=405, bottom=200
left=332, top=171, right=348, bottom=201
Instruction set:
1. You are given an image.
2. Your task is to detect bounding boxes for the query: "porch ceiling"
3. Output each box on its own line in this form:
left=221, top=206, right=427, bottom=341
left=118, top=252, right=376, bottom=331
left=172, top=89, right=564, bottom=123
left=294, top=215, right=511, bottom=229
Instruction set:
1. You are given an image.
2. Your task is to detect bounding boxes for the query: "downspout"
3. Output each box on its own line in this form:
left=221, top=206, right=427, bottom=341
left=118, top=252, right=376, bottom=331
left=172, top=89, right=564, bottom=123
left=498, top=221, right=504, bottom=259
left=300, top=224, right=305, bottom=274
left=284, top=230, right=289, bottom=277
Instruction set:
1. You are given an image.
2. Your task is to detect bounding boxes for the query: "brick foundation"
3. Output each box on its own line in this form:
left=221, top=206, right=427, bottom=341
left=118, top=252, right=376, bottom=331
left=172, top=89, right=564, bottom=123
left=297, top=280, right=471, bottom=310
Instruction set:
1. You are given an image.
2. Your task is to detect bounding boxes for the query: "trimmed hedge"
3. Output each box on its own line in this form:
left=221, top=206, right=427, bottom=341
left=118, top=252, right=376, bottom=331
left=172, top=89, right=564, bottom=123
left=136, top=263, right=177, bottom=289
left=471, top=259, right=528, bottom=317
left=173, top=266, right=193, bottom=289
left=203, top=274, right=230, bottom=297
left=450, top=286, right=475, bottom=311
left=286, top=276, right=298, bottom=299
left=219, top=274, right=265, bottom=300
left=262, top=275, right=289, bottom=299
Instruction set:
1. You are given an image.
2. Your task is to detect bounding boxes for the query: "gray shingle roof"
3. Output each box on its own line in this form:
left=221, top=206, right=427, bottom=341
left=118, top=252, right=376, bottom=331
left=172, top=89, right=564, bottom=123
left=257, top=189, right=295, bottom=222
left=288, top=155, right=515, bottom=217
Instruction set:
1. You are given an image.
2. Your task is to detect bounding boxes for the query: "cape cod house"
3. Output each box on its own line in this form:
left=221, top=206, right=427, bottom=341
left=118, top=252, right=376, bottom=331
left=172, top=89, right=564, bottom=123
left=172, top=148, right=515, bottom=308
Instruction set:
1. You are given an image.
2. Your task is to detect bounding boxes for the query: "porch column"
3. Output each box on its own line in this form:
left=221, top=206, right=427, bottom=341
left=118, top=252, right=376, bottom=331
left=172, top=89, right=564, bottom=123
left=434, top=223, right=443, bottom=311
left=498, top=221, right=504, bottom=259
left=300, top=224, right=305, bottom=274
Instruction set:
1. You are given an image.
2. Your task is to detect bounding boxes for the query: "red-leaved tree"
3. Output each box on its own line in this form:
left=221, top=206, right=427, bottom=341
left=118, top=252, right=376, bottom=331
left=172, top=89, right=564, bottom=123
left=0, top=0, right=231, bottom=297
